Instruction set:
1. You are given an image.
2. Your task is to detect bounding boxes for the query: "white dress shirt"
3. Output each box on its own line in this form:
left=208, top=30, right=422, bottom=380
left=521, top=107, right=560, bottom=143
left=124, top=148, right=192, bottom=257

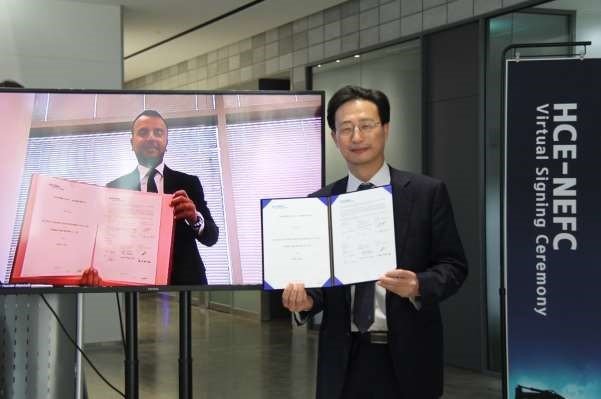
left=347, top=163, right=391, bottom=332
left=138, top=162, right=165, bottom=193
left=137, top=162, right=205, bottom=234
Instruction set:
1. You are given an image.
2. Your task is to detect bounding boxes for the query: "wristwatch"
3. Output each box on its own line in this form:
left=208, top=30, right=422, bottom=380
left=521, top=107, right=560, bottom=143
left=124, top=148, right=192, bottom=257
left=192, top=216, right=203, bottom=231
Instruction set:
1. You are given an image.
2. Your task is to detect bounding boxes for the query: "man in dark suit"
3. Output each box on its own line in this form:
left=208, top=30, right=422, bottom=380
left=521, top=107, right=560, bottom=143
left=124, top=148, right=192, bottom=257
left=282, top=86, right=467, bottom=399
left=82, top=109, right=218, bottom=285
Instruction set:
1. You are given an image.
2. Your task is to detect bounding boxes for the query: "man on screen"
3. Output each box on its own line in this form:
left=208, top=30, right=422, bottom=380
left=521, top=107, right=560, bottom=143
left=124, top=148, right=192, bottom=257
left=81, top=109, right=218, bottom=285
left=282, top=86, right=468, bottom=399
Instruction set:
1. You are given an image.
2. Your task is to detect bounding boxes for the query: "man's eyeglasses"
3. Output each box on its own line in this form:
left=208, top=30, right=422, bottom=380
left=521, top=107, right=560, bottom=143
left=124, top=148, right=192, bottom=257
left=336, top=121, right=381, bottom=137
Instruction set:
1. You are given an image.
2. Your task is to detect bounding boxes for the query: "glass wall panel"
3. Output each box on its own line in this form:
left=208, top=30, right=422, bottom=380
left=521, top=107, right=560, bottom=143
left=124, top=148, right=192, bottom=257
left=488, top=0, right=601, bottom=371
left=544, top=0, right=601, bottom=58
left=312, top=40, right=422, bottom=184
left=486, top=10, right=571, bottom=371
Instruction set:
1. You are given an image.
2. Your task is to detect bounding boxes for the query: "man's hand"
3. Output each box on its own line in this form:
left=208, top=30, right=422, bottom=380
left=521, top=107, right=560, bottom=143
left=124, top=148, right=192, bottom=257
left=171, top=190, right=197, bottom=224
left=80, top=267, right=103, bottom=287
left=282, top=283, right=314, bottom=312
left=377, top=269, right=420, bottom=298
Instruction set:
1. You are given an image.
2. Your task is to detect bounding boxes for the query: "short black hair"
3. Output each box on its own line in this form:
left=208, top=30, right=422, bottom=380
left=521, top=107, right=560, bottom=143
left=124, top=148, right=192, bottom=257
left=326, top=85, right=390, bottom=130
left=0, top=80, right=24, bottom=88
left=131, top=109, right=168, bottom=134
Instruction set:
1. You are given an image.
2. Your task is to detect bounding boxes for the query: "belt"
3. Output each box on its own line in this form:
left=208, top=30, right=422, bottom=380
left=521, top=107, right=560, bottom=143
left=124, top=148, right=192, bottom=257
left=351, top=331, right=388, bottom=344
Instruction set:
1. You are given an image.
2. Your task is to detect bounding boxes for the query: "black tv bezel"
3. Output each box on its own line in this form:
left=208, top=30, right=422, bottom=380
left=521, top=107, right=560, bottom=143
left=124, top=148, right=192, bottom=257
left=0, top=87, right=326, bottom=294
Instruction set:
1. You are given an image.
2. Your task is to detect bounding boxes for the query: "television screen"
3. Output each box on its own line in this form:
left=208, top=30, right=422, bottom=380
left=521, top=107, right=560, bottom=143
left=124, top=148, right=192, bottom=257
left=0, top=89, right=324, bottom=292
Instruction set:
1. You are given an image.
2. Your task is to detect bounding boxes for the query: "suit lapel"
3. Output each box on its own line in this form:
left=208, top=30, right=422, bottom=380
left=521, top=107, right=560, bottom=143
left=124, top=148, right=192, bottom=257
left=326, top=176, right=352, bottom=310
left=162, top=165, right=175, bottom=194
left=330, top=177, right=348, bottom=196
left=389, top=166, right=413, bottom=265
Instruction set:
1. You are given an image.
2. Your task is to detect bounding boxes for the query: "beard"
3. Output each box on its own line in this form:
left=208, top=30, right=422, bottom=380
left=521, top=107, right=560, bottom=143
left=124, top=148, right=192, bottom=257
left=135, top=147, right=164, bottom=168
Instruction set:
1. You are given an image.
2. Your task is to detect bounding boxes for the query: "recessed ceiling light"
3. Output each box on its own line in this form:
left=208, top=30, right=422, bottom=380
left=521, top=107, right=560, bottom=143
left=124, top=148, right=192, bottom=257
left=354, top=54, right=360, bottom=58
left=335, top=59, right=341, bottom=63
left=317, top=64, right=322, bottom=68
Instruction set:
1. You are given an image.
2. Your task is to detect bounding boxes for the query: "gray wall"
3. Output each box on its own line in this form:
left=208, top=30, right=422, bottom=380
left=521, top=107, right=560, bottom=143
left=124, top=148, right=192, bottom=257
left=0, top=0, right=123, bottom=89
left=424, top=22, right=486, bottom=370
left=83, top=294, right=124, bottom=344
left=0, top=294, right=79, bottom=398
left=0, top=0, right=126, bottom=346
left=544, top=0, right=601, bottom=57
left=125, top=0, right=536, bottom=92
left=1, top=2, right=123, bottom=397
left=208, top=291, right=261, bottom=317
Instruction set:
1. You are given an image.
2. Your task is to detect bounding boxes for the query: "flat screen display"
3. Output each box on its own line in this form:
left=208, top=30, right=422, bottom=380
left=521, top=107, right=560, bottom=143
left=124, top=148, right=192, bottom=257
left=0, top=89, right=324, bottom=292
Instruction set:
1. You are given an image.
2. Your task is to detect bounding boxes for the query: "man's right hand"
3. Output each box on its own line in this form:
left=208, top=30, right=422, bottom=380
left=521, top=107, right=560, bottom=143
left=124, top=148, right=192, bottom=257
left=80, top=267, right=103, bottom=287
left=282, top=283, right=313, bottom=312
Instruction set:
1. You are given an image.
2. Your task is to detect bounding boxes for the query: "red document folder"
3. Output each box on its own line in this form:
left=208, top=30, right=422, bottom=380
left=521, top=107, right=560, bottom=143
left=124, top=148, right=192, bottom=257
left=11, top=174, right=174, bottom=286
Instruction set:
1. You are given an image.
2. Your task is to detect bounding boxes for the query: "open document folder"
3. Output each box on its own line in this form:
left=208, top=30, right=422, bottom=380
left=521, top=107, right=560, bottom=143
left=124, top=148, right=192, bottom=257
left=261, top=185, right=396, bottom=290
left=11, top=174, right=174, bottom=286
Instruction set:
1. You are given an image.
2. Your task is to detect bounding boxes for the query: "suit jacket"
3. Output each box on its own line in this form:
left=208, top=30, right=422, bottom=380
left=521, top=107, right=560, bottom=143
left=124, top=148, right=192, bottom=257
left=305, top=166, right=468, bottom=399
left=107, top=166, right=218, bottom=285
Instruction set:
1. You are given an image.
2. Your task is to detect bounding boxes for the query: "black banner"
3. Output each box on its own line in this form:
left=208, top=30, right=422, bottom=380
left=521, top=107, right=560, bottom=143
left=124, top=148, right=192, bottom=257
left=505, top=58, right=601, bottom=399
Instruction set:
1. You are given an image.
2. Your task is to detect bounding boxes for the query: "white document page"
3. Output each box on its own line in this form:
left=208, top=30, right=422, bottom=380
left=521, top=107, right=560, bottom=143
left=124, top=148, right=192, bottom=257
left=262, top=197, right=331, bottom=289
left=92, top=189, right=163, bottom=284
left=20, top=175, right=98, bottom=277
left=330, top=186, right=396, bottom=285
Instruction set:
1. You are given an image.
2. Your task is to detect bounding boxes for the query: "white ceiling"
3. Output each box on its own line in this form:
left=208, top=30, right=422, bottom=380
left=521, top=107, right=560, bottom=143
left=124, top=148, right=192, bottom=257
left=66, top=0, right=346, bottom=82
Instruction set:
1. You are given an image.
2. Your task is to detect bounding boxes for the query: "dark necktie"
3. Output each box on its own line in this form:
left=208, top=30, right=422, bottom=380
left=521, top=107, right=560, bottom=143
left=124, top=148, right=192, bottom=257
left=353, top=182, right=375, bottom=333
left=147, top=168, right=158, bottom=193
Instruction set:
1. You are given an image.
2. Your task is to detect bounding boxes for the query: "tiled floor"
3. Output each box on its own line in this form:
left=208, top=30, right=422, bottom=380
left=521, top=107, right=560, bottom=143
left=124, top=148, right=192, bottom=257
left=85, top=293, right=501, bottom=398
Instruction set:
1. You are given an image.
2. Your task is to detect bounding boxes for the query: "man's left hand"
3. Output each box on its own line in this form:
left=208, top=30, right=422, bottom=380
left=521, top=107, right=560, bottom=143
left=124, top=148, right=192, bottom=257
left=377, top=268, right=420, bottom=298
left=170, top=190, right=197, bottom=224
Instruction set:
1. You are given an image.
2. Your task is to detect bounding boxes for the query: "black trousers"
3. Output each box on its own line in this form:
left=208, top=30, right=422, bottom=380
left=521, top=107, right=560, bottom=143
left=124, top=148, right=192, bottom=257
left=340, top=333, right=403, bottom=399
